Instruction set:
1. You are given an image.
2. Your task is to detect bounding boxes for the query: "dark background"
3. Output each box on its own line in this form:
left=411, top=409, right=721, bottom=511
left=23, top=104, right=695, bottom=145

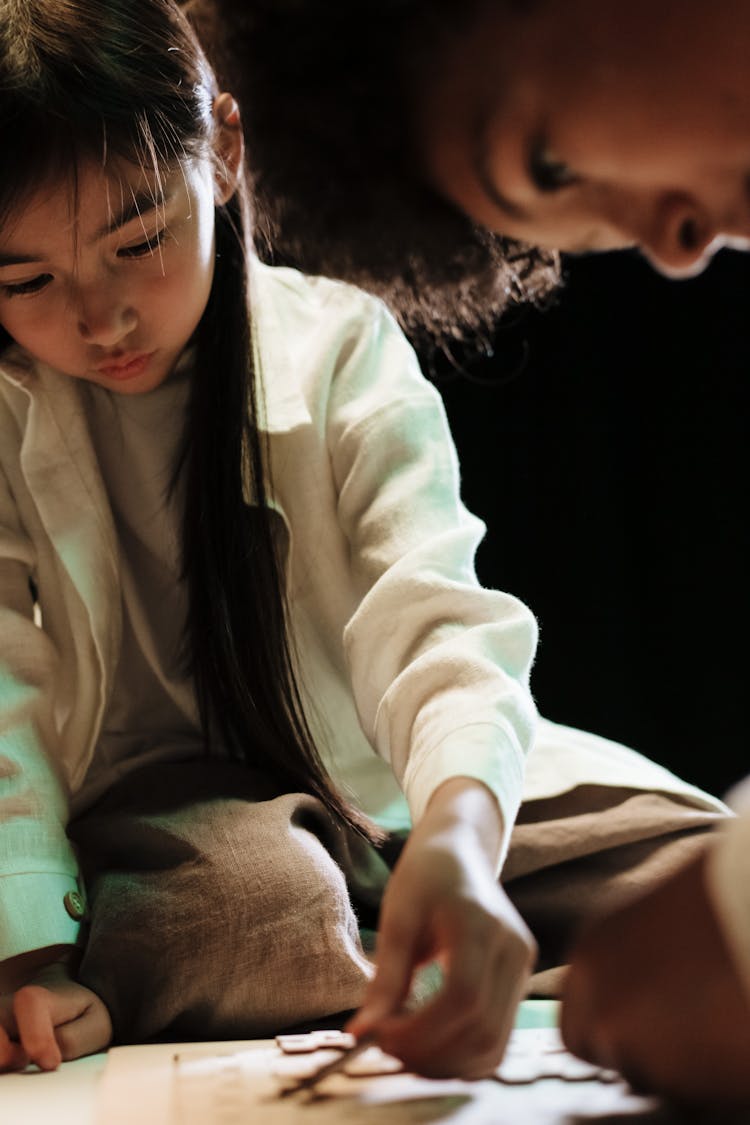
left=423, top=248, right=749, bottom=801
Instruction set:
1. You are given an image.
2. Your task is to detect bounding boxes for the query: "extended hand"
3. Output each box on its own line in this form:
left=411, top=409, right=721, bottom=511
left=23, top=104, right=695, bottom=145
left=0, top=956, right=112, bottom=1072
left=347, top=779, right=536, bottom=1078
left=561, top=849, right=750, bottom=1105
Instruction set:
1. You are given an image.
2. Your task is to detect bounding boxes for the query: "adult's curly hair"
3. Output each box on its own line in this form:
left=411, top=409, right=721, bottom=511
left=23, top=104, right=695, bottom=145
left=183, top=0, right=559, bottom=344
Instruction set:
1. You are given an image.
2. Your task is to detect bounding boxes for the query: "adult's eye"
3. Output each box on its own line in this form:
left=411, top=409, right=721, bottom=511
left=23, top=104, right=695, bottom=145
left=529, top=137, right=578, bottom=193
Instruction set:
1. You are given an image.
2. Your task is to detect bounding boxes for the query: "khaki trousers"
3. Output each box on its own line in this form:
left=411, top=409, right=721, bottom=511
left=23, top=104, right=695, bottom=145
left=68, top=760, right=723, bottom=1043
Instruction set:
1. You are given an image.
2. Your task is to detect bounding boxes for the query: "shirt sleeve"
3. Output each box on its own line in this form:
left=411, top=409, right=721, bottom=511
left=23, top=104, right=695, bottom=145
left=324, top=293, right=539, bottom=862
left=706, top=777, right=750, bottom=1000
left=0, top=450, right=83, bottom=960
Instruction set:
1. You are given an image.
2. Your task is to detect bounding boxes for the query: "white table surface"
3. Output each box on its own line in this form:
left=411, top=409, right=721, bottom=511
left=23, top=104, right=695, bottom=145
left=0, top=1001, right=707, bottom=1124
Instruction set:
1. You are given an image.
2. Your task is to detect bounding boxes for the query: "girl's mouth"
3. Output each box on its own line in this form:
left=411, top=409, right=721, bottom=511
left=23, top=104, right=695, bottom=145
left=96, top=351, right=155, bottom=380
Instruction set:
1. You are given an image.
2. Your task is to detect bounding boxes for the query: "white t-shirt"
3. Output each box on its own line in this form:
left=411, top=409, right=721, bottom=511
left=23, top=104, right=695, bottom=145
left=74, top=358, right=204, bottom=814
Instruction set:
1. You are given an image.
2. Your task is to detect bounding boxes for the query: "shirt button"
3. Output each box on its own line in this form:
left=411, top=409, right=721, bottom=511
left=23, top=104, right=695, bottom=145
left=63, top=890, right=86, bottom=920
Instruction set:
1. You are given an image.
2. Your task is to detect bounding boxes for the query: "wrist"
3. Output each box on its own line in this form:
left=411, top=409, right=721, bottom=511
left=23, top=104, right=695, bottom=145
left=0, top=944, right=77, bottom=994
left=420, top=777, right=505, bottom=870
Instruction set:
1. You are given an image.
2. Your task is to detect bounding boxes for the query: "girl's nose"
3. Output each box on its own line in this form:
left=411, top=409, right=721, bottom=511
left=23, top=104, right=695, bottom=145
left=78, top=295, right=137, bottom=346
left=641, top=193, right=719, bottom=278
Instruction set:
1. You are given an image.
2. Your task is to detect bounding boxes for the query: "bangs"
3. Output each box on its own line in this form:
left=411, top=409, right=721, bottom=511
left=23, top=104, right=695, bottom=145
left=0, top=100, right=190, bottom=241
left=0, top=0, right=215, bottom=236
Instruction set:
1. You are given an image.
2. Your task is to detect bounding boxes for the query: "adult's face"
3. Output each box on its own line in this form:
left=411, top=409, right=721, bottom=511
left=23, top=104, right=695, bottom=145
left=414, top=0, right=750, bottom=277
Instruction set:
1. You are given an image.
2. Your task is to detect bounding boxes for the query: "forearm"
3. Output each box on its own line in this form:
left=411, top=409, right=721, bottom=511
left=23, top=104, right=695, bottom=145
left=418, top=776, right=505, bottom=873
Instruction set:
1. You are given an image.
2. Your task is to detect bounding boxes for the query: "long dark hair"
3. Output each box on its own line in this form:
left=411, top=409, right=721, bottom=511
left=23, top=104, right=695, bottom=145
left=0, top=0, right=376, bottom=838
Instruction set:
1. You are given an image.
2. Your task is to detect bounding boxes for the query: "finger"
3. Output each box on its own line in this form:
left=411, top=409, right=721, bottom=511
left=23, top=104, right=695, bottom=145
left=459, top=930, right=530, bottom=1080
left=14, top=986, right=63, bottom=1070
left=378, top=924, right=531, bottom=1077
left=0, top=1022, right=29, bottom=1073
left=55, top=996, right=113, bottom=1062
left=376, top=936, right=506, bottom=1074
left=347, top=917, right=423, bottom=1037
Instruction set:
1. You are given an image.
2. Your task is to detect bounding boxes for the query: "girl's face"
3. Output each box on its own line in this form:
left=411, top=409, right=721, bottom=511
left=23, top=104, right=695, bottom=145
left=414, top=0, right=750, bottom=277
left=0, top=152, right=225, bottom=394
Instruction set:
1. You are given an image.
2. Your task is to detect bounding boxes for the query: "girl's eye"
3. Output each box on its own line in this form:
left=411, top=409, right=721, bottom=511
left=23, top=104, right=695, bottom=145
left=528, top=137, right=578, bottom=193
left=1, top=274, right=53, bottom=297
left=118, top=228, right=167, bottom=259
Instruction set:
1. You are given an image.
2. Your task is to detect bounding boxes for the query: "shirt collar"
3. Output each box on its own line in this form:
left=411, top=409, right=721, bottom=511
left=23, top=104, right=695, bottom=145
left=249, top=258, right=312, bottom=435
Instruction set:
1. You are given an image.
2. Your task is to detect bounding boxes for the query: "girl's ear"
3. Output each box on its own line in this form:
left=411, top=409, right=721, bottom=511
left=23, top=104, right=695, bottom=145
left=213, top=92, right=244, bottom=205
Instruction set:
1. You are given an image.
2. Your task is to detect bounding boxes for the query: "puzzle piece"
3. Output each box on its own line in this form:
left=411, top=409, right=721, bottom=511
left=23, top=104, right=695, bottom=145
left=495, top=1029, right=619, bottom=1085
left=340, top=1046, right=403, bottom=1077
left=275, top=1026, right=620, bottom=1089
left=273, top=1035, right=402, bottom=1080
left=275, top=1031, right=355, bottom=1054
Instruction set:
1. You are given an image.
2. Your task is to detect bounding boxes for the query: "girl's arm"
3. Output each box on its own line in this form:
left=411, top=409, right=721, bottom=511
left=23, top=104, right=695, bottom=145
left=0, top=436, right=105, bottom=1067
left=255, top=265, right=539, bottom=1073
left=0, top=565, right=81, bottom=963
left=311, top=282, right=540, bottom=1074
left=319, top=289, right=538, bottom=857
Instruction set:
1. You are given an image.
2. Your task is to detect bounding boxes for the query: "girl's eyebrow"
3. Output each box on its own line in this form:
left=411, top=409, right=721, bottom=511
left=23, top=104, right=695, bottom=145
left=0, top=187, right=176, bottom=267
left=94, top=188, right=171, bottom=240
left=0, top=251, right=42, bottom=268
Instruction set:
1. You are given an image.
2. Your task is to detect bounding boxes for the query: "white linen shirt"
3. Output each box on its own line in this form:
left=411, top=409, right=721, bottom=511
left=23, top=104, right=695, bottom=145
left=0, top=261, right=725, bottom=959
left=0, top=262, right=539, bottom=958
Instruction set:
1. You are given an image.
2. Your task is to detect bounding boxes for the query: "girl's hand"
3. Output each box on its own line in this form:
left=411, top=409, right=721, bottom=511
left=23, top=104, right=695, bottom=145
left=0, top=958, right=112, bottom=1072
left=347, top=779, right=536, bottom=1078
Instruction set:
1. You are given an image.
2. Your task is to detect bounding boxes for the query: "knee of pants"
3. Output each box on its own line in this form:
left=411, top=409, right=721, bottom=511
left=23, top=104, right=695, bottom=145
left=78, top=798, right=373, bottom=1040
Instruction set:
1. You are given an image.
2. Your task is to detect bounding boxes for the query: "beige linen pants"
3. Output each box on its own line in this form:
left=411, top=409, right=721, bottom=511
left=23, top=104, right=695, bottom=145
left=69, top=760, right=723, bottom=1043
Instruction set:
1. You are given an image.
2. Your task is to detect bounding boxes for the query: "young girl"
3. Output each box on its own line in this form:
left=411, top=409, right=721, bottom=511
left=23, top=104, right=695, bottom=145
left=0, top=0, right=726, bottom=1080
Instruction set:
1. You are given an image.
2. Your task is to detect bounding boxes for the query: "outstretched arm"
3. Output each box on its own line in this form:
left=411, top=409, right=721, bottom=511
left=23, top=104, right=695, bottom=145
left=347, top=777, right=536, bottom=1078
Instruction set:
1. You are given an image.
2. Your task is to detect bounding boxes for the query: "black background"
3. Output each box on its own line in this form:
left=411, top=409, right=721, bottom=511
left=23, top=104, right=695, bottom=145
left=423, top=248, right=749, bottom=801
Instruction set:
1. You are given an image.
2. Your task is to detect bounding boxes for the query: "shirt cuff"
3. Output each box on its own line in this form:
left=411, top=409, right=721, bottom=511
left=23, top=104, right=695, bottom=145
left=402, top=722, right=526, bottom=869
left=0, top=872, right=86, bottom=960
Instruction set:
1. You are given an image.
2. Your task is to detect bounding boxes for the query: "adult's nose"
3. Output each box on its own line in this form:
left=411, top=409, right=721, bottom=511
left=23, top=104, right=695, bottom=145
left=640, top=193, right=720, bottom=278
